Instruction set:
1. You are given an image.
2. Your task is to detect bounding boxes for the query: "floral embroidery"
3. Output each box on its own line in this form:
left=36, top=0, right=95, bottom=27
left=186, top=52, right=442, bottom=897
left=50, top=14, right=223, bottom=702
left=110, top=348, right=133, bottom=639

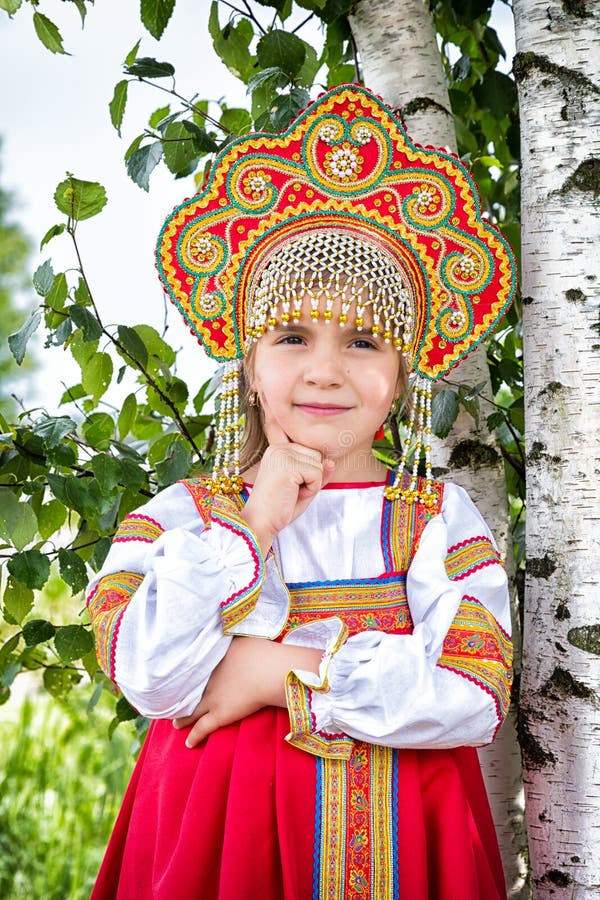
left=87, top=572, right=143, bottom=680
left=438, top=594, right=512, bottom=730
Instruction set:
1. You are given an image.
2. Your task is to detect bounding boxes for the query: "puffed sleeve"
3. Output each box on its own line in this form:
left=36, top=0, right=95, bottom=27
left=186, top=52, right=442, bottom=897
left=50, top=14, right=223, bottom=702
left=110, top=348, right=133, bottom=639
left=283, top=483, right=512, bottom=758
left=86, top=481, right=287, bottom=719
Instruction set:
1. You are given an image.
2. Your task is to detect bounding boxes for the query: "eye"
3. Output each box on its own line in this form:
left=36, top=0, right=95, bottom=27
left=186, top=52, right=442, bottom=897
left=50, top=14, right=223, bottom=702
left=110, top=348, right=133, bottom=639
left=276, top=333, right=305, bottom=345
left=351, top=337, right=378, bottom=350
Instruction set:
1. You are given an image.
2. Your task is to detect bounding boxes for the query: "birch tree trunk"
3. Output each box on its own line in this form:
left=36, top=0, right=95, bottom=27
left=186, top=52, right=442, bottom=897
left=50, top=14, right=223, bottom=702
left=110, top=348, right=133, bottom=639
left=349, top=1, right=528, bottom=894
left=513, top=1, right=600, bottom=896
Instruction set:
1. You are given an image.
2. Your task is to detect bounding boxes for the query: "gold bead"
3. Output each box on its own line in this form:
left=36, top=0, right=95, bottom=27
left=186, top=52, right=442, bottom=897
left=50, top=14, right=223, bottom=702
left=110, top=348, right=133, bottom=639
left=323, top=310, right=333, bottom=320
left=310, top=309, right=320, bottom=319
left=393, top=337, right=402, bottom=348
left=339, top=313, right=348, bottom=324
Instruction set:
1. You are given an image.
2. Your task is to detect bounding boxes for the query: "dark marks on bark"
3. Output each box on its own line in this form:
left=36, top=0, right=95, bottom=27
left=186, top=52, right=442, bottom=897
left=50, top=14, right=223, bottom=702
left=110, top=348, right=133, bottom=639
left=555, top=602, right=571, bottom=621
left=448, top=439, right=500, bottom=470
left=541, top=666, right=595, bottom=702
left=565, top=287, right=586, bottom=303
left=559, top=157, right=600, bottom=199
left=567, top=623, right=600, bottom=655
left=526, top=554, right=557, bottom=579
left=517, top=714, right=557, bottom=769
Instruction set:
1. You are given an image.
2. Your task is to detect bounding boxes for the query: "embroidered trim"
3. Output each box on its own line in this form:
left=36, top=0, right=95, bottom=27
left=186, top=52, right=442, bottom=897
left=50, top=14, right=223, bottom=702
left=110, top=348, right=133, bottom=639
left=211, top=509, right=265, bottom=633
left=315, top=746, right=398, bottom=900
left=285, top=620, right=353, bottom=759
left=180, top=477, right=214, bottom=526
left=438, top=594, right=512, bottom=730
left=381, top=472, right=443, bottom=571
left=445, top=535, right=502, bottom=581
left=87, top=571, right=143, bottom=680
left=113, top=513, right=163, bottom=544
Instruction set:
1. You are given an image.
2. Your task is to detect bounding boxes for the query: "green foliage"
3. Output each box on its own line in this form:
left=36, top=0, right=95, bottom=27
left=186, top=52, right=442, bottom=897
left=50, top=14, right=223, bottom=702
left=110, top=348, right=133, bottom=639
left=0, top=690, right=135, bottom=897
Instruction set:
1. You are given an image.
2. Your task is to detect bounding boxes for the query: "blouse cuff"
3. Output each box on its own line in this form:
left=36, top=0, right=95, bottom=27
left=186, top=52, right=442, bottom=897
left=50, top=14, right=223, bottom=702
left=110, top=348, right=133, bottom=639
left=207, top=508, right=266, bottom=633
left=283, top=618, right=354, bottom=760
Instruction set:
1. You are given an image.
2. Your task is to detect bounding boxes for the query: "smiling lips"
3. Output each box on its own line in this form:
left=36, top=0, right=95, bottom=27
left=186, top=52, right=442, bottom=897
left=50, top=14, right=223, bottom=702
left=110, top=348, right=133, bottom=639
left=295, top=402, right=352, bottom=417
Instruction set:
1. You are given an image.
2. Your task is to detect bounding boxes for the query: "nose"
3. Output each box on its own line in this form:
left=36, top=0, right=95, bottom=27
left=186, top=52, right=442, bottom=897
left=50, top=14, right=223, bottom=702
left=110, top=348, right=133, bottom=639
left=302, top=343, right=345, bottom=388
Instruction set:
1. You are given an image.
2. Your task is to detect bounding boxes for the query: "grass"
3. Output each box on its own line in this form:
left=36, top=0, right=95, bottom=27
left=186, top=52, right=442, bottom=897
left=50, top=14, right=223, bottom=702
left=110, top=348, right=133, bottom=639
left=0, top=684, right=136, bottom=899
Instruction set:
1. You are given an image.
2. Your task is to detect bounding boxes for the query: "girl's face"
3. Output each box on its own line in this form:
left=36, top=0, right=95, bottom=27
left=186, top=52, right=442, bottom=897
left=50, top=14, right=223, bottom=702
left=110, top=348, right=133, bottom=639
left=250, top=295, right=403, bottom=479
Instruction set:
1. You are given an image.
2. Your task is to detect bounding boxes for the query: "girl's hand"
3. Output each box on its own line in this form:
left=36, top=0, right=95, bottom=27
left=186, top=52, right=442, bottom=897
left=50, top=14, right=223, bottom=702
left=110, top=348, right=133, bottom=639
left=241, top=400, right=336, bottom=553
left=173, top=637, right=322, bottom=748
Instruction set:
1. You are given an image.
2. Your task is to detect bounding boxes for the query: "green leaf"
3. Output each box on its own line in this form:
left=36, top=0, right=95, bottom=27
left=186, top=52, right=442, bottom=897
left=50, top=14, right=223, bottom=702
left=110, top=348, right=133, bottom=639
left=69, top=329, right=98, bottom=368
left=116, top=694, right=139, bottom=722
left=124, top=133, right=145, bottom=163
left=431, top=389, right=459, bottom=439
left=69, top=0, right=87, bottom=25
left=297, top=41, right=320, bottom=87
left=7, top=550, right=51, bottom=590
left=161, top=120, right=200, bottom=176
left=181, top=121, right=219, bottom=153
left=91, top=453, right=122, bottom=493
left=23, top=619, right=56, bottom=646
left=54, top=177, right=107, bottom=221
left=109, top=80, right=129, bottom=136
left=149, top=104, right=171, bottom=128
left=32, top=259, right=55, bottom=296
left=37, top=499, right=68, bottom=541
left=2, top=578, right=34, bottom=626
left=33, top=415, right=76, bottom=448
left=458, top=384, right=480, bottom=425
left=473, top=71, right=517, bottom=118
left=60, top=383, right=86, bottom=404
left=46, top=272, right=68, bottom=316
left=140, top=0, right=175, bottom=39
left=0, top=490, right=38, bottom=551
left=33, top=12, right=69, bottom=55
left=40, top=222, right=66, bottom=249
left=57, top=550, right=89, bottom=596
left=117, top=325, right=149, bottom=368
left=125, top=57, right=175, bottom=79
left=0, top=1, right=23, bottom=14
left=43, top=666, right=81, bottom=698
left=54, top=623, right=93, bottom=666
left=211, top=12, right=254, bottom=83
left=81, top=352, right=113, bottom=403
left=8, top=310, right=41, bottom=366
left=132, top=324, right=176, bottom=367
left=124, top=38, right=141, bottom=67
left=246, top=67, right=285, bottom=94
left=118, top=393, right=138, bottom=439
left=81, top=413, right=115, bottom=450
left=0, top=634, right=21, bottom=670
left=257, top=30, right=306, bottom=80
left=69, top=304, right=102, bottom=341
left=155, top=440, right=191, bottom=486
left=270, top=88, right=310, bottom=131
left=126, top=141, right=163, bottom=191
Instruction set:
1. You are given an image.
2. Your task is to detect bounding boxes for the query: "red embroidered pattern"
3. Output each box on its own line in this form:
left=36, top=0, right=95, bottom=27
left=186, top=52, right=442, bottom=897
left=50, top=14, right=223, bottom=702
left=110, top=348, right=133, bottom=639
left=114, top=514, right=163, bottom=544
left=87, top=571, right=143, bottom=679
left=445, top=535, right=502, bottom=581
left=438, top=594, right=512, bottom=729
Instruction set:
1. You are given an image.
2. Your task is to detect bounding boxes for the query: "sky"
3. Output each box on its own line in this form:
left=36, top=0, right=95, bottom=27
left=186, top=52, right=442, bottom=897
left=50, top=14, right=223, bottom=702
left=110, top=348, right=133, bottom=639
left=0, top=0, right=515, bottom=411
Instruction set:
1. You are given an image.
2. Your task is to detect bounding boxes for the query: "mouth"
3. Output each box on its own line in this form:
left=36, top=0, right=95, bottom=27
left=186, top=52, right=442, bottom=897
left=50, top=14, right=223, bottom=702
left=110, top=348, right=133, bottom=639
left=294, top=402, right=352, bottom=417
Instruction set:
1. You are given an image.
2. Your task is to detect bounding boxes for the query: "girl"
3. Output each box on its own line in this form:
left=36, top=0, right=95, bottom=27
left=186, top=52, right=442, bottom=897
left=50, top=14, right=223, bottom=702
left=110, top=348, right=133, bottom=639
left=88, top=84, right=516, bottom=899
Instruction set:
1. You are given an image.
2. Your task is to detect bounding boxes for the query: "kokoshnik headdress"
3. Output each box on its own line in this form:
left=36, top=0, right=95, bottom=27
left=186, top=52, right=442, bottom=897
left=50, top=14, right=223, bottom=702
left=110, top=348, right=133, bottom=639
left=156, top=84, right=516, bottom=505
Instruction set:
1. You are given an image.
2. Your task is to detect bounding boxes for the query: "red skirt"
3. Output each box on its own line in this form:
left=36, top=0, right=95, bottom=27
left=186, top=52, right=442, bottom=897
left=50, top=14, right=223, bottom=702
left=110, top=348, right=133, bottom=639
left=92, top=709, right=506, bottom=899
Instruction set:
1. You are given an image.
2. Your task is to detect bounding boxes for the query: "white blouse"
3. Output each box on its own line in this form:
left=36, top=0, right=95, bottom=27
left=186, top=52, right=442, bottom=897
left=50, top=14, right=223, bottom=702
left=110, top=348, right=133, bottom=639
left=87, top=480, right=511, bottom=752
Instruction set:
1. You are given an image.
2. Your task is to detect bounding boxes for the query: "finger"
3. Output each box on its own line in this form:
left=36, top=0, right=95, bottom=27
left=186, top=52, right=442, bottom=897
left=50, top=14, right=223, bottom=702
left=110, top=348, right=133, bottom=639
left=260, top=395, right=291, bottom=447
left=184, top=711, right=218, bottom=749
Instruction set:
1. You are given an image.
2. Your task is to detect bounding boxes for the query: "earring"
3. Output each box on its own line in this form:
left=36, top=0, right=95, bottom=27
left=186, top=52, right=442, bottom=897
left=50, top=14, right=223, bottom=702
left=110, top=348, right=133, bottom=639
left=390, top=396, right=401, bottom=417
left=248, top=391, right=259, bottom=407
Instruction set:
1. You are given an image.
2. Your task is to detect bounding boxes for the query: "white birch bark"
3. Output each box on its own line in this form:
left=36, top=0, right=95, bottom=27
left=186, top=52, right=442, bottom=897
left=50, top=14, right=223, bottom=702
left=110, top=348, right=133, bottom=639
left=513, top=1, right=600, bottom=896
left=349, top=1, right=528, bottom=894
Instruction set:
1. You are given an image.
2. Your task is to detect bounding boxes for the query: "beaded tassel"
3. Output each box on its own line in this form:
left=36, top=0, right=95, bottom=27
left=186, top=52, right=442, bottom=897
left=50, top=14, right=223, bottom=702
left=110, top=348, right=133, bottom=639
left=384, top=377, right=437, bottom=506
left=207, top=359, right=243, bottom=494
